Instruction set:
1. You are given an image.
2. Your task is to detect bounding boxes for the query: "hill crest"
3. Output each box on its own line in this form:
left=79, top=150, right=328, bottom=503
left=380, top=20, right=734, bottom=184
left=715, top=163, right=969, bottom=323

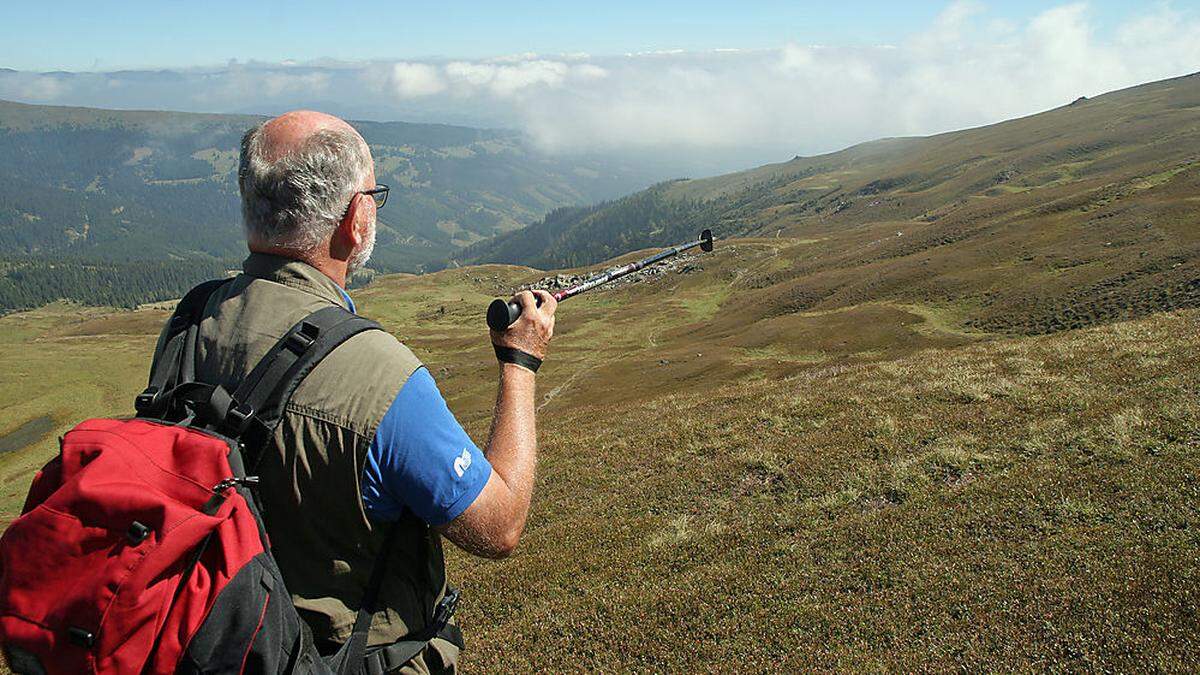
left=457, top=72, right=1200, bottom=337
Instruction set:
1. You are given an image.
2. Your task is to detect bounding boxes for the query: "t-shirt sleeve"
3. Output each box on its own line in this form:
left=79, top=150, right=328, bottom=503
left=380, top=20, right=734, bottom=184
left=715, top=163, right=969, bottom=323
left=361, top=367, right=492, bottom=525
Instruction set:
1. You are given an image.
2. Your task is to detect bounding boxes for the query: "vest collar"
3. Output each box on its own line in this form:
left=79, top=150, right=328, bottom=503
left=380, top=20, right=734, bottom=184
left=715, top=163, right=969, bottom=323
left=242, top=252, right=355, bottom=313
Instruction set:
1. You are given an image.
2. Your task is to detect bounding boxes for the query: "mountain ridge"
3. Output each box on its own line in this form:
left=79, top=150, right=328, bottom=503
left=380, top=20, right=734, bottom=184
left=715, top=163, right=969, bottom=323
left=0, top=97, right=662, bottom=271
left=457, top=72, right=1200, bottom=336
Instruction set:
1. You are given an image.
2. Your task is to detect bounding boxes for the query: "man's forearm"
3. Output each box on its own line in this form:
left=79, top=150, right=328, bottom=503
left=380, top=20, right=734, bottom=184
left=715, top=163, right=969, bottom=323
left=440, top=289, right=553, bottom=557
left=483, top=363, right=539, bottom=524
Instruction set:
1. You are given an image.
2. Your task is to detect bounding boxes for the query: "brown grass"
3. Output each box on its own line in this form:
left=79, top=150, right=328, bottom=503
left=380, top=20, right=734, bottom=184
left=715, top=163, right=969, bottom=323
left=0, top=257, right=1196, bottom=670
left=451, top=310, right=1200, bottom=671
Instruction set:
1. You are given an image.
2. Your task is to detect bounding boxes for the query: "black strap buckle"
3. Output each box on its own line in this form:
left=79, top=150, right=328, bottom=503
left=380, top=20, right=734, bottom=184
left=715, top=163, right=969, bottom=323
left=134, top=386, right=161, bottom=415
left=224, top=402, right=255, bottom=435
left=432, top=586, right=460, bottom=629
left=284, top=323, right=319, bottom=354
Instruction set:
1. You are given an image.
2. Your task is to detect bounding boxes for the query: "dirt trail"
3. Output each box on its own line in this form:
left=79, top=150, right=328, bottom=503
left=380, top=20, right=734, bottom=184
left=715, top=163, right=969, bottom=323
left=537, top=363, right=601, bottom=411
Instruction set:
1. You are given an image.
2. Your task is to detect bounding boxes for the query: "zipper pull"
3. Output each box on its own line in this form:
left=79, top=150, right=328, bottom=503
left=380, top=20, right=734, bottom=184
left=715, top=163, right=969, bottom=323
left=202, top=476, right=260, bottom=515
left=211, top=476, right=260, bottom=493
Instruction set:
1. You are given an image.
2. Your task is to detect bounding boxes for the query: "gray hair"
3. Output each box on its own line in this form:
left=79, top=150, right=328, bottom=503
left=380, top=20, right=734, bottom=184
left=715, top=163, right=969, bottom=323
left=237, top=123, right=372, bottom=250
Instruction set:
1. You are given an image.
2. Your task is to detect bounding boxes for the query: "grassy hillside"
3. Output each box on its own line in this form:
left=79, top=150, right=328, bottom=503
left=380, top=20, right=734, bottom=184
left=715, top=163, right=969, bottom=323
left=459, top=73, right=1200, bottom=336
left=0, top=240, right=1196, bottom=669
left=0, top=99, right=668, bottom=311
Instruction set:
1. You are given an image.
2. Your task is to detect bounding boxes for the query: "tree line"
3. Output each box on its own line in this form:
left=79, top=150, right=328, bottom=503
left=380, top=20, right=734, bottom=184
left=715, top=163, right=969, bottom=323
left=0, top=257, right=232, bottom=313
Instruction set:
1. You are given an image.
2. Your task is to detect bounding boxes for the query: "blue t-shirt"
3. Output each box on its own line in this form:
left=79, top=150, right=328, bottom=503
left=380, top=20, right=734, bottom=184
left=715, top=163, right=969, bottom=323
left=341, top=288, right=491, bottom=526
left=360, top=367, right=492, bottom=525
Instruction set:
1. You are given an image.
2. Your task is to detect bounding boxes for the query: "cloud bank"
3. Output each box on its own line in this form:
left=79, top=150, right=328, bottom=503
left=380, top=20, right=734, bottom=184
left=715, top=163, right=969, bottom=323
left=3, top=2, right=1199, bottom=167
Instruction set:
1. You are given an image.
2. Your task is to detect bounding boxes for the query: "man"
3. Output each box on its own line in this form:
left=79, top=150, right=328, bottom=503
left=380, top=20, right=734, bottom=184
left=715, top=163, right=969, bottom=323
left=158, top=110, right=555, bottom=672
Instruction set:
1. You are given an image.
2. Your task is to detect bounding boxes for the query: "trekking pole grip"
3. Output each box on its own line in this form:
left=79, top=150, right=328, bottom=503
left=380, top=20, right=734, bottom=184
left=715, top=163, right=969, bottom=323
left=487, top=294, right=549, bottom=331
left=487, top=299, right=522, bottom=331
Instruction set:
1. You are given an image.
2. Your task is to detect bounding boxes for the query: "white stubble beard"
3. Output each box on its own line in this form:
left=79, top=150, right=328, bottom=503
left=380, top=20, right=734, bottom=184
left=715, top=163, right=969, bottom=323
left=347, top=217, right=377, bottom=274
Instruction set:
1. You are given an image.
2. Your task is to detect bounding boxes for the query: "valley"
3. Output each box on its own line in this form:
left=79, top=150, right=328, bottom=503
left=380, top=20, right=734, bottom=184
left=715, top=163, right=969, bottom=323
left=0, top=99, right=674, bottom=312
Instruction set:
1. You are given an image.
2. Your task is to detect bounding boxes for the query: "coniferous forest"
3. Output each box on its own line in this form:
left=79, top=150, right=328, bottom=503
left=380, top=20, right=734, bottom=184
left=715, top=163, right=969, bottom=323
left=0, top=257, right=230, bottom=312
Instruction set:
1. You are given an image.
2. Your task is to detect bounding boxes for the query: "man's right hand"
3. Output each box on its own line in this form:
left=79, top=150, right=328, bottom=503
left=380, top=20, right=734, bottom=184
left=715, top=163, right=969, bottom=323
left=490, top=290, right=557, bottom=360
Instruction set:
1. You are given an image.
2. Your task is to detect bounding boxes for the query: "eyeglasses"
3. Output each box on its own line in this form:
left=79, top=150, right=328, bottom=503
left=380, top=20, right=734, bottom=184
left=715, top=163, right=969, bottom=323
left=342, top=184, right=389, bottom=220
left=361, top=184, right=389, bottom=209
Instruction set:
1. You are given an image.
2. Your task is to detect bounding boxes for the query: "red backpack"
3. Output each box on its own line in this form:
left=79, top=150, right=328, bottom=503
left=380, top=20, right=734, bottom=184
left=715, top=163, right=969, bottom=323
left=0, top=280, right=399, bottom=674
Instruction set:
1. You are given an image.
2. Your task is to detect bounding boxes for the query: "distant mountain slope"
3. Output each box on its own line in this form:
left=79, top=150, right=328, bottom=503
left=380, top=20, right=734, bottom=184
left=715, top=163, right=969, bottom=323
left=0, top=99, right=661, bottom=273
left=457, top=72, right=1200, bottom=334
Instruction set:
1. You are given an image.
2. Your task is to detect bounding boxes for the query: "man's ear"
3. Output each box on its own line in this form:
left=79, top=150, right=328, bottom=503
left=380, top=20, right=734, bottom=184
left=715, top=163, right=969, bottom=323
left=337, top=194, right=364, bottom=250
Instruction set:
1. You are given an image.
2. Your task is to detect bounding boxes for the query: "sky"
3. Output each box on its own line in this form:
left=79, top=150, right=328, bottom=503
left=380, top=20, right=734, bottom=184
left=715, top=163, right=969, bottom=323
left=0, top=1, right=1164, bottom=71
left=2, top=1, right=1200, bottom=170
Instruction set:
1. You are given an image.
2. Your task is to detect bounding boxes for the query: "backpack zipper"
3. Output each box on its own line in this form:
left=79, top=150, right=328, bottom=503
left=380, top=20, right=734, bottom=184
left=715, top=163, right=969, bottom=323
left=211, top=476, right=260, bottom=493
left=202, top=476, right=260, bottom=515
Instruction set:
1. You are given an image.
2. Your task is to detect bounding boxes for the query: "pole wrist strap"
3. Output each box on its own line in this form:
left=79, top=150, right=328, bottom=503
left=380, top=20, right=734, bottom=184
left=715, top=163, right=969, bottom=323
left=493, top=345, right=542, bottom=373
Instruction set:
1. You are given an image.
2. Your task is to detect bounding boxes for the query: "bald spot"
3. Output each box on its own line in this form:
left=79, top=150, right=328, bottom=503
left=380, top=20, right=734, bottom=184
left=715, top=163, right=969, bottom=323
left=258, top=110, right=369, bottom=163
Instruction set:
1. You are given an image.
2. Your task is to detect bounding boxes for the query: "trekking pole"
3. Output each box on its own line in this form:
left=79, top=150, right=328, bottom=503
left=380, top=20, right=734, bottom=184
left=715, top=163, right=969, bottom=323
left=487, top=229, right=715, bottom=330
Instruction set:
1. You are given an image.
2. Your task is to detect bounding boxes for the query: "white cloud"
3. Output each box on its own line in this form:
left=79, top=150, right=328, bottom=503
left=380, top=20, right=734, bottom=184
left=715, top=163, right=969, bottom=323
left=4, top=2, right=1199, bottom=168
left=428, top=59, right=608, bottom=99
left=385, top=58, right=603, bottom=100
left=486, top=52, right=541, bottom=64
left=389, top=62, right=446, bottom=98
left=0, top=73, right=69, bottom=101
left=262, top=72, right=331, bottom=97
left=444, top=61, right=495, bottom=88
left=573, top=63, right=608, bottom=80
left=504, top=1, right=1200, bottom=154
left=189, top=67, right=332, bottom=105
left=489, top=60, right=569, bottom=96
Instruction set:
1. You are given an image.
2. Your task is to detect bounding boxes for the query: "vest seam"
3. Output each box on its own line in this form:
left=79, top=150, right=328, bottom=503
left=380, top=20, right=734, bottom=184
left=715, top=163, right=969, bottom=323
left=242, top=272, right=345, bottom=310
left=284, top=402, right=378, bottom=439
left=274, top=276, right=341, bottom=305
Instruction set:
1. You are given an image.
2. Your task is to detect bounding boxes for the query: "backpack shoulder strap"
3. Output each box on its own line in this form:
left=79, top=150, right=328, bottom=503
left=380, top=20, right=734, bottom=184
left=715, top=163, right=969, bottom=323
left=141, top=284, right=383, bottom=451
left=214, top=305, right=383, bottom=464
left=137, top=278, right=230, bottom=418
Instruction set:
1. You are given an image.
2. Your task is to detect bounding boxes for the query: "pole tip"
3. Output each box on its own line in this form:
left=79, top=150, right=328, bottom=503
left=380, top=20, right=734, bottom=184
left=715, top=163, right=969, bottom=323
left=700, top=228, right=714, bottom=252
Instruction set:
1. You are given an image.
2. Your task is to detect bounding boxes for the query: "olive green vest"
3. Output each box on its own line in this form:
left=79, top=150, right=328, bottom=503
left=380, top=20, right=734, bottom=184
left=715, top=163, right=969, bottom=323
left=154, top=253, right=459, bottom=669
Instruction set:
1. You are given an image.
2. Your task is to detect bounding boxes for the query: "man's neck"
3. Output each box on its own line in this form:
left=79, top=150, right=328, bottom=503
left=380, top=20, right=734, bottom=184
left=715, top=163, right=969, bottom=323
left=248, top=244, right=348, bottom=288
